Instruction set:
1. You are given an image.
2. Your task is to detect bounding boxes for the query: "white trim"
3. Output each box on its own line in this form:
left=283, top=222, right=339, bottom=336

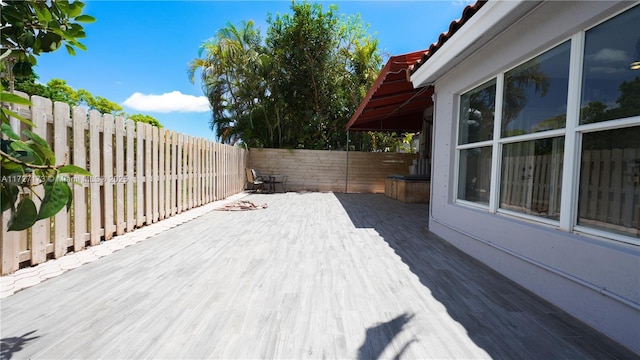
left=498, top=129, right=566, bottom=145
left=489, top=73, right=505, bottom=213
left=454, top=198, right=489, bottom=210
left=559, top=32, right=585, bottom=232
left=574, top=226, right=640, bottom=247
left=497, top=208, right=560, bottom=228
left=457, top=77, right=498, bottom=101
left=456, top=140, right=493, bottom=150
left=576, top=116, right=640, bottom=134
left=583, top=2, right=640, bottom=33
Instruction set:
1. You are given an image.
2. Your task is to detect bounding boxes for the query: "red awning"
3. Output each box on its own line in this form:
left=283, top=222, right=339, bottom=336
left=346, top=50, right=433, bottom=132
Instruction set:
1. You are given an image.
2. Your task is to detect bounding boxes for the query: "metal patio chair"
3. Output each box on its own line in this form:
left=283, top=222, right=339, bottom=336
left=246, top=168, right=265, bottom=192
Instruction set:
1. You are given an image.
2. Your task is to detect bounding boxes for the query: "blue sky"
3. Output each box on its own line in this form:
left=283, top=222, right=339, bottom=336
left=35, top=1, right=472, bottom=140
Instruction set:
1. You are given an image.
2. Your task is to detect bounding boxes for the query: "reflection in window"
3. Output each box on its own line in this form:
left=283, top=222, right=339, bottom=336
left=458, top=147, right=492, bottom=205
left=459, top=79, right=496, bottom=144
left=578, top=127, right=640, bottom=238
left=581, top=5, right=640, bottom=124
left=502, top=41, right=570, bottom=137
left=500, top=137, right=564, bottom=219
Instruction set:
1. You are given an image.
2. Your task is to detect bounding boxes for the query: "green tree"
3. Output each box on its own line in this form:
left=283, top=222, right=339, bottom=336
left=1, top=0, right=94, bottom=231
left=9, top=75, right=162, bottom=126
left=47, top=78, right=80, bottom=106
left=129, top=114, right=162, bottom=128
left=79, top=92, right=123, bottom=115
left=1, top=0, right=95, bottom=79
left=188, top=20, right=262, bottom=145
left=189, top=1, right=382, bottom=149
left=2, top=72, right=49, bottom=98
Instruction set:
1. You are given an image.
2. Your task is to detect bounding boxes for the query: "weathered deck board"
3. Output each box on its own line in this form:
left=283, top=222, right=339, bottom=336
left=0, top=193, right=636, bottom=359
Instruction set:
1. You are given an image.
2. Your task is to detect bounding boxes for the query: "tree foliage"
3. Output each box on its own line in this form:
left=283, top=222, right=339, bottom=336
left=129, top=114, right=163, bottom=128
left=1, top=0, right=95, bottom=78
left=189, top=1, right=383, bottom=149
left=5, top=75, right=163, bottom=127
left=1, top=0, right=94, bottom=231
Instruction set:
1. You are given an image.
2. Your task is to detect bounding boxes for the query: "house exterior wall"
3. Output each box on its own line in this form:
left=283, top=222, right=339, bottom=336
left=426, top=1, right=639, bottom=353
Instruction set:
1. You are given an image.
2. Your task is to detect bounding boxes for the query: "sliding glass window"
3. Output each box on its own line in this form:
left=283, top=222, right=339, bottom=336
left=455, top=4, right=639, bottom=244
left=577, top=4, right=640, bottom=240
left=457, top=79, right=496, bottom=205
left=499, top=41, right=571, bottom=220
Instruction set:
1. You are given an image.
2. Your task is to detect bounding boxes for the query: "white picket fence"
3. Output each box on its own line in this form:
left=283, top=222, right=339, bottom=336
left=1, top=95, right=248, bottom=275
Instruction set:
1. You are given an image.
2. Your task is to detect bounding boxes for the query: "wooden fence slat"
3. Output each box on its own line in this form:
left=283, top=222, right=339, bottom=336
left=164, top=130, right=171, bottom=218
left=1, top=93, right=30, bottom=274
left=171, top=131, right=177, bottom=216
left=579, top=150, right=591, bottom=219
left=206, top=140, right=211, bottom=203
left=587, top=150, right=601, bottom=220
left=185, top=135, right=188, bottom=210
left=73, top=107, right=88, bottom=251
left=191, top=137, right=196, bottom=208
left=1, top=211, right=20, bottom=275
left=89, top=110, right=103, bottom=246
left=103, top=114, right=115, bottom=241
left=126, top=119, right=135, bottom=232
left=29, top=96, right=51, bottom=265
left=145, top=123, right=153, bottom=225
left=53, top=102, right=70, bottom=258
left=177, top=133, right=183, bottom=213
left=599, top=150, right=611, bottom=223
left=198, top=138, right=206, bottom=206
left=160, top=129, right=167, bottom=220
left=115, top=117, right=125, bottom=235
left=185, top=136, right=191, bottom=210
left=136, top=121, right=144, bottom=227
left=152, top=126, right=159, bottom=223
left=213, top=142, right=218, bottom=201
left=610, top=149, right=623, bottom=222
left=196, top=138, right=201, bottom=207
left=621, top=149, right=635, bottom=227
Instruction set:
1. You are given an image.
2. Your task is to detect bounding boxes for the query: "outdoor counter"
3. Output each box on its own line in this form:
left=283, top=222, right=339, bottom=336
left=385, top=174, right=430, bottom=203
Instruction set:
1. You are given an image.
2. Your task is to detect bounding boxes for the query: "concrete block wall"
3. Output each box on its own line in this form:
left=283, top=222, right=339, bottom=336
left=248, top=148, right=415, bottom=193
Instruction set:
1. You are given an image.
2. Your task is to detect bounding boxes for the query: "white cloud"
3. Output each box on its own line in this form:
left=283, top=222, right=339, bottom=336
left=451, top=0, right=475, bottom=7
left=588, top=66, right=627, bottom=74
left=590, top=48, right=628, bottom=63
left=123, top=91, right=209, bottom=113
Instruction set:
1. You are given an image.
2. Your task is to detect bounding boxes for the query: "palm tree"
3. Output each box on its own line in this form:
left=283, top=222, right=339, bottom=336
left=188, top=21, right=262, bottom=145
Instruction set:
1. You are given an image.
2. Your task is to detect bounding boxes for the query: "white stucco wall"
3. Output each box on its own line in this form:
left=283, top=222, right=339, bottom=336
left=426, top=1, right=640, bottom=353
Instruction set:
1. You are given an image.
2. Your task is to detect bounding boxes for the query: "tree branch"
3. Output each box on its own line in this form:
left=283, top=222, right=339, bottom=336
left=0, top=149, right=61, bottom=170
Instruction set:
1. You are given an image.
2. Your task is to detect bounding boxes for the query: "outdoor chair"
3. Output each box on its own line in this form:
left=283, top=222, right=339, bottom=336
left=253, top=169, right=288, bottom=193
left=246, top=168, right=265, bottom=192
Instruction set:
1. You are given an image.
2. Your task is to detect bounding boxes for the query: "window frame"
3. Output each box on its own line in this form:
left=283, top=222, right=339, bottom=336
left=453, top=5, right=640, bottom=246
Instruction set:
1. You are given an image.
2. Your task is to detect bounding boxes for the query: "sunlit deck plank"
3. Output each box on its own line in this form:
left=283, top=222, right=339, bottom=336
left=0, top=192, right=636, bottom=359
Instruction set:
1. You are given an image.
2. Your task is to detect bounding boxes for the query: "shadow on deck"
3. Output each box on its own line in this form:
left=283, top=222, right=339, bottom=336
left=334, top=193, right=638, bottom=360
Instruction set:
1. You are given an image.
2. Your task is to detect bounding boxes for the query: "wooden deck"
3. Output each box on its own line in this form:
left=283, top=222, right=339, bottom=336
left=0, top=192, right=636, bottom=359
